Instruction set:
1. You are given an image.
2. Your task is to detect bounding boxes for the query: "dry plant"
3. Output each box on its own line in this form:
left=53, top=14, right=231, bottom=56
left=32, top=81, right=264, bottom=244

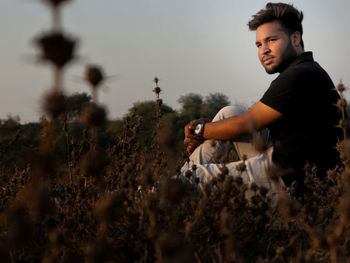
left=0, top=1, right=350, bottom=263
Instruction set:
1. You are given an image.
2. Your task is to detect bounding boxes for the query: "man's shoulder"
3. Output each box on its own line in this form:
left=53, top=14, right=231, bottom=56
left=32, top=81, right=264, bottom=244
left=273, top=59, right=324, bottom=86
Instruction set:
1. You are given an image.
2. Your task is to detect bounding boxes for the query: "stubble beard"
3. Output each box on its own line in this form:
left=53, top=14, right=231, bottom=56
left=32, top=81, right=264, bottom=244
left=264, top=40, right=298, bottom=74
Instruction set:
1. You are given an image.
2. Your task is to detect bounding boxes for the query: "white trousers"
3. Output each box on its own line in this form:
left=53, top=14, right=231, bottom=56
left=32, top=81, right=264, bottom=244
left=180, top=106, right=282, bottom=195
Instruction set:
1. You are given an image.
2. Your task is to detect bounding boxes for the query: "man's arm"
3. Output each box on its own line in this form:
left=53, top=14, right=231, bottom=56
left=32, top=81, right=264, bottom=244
left=202, top=101, right=282, bottom=139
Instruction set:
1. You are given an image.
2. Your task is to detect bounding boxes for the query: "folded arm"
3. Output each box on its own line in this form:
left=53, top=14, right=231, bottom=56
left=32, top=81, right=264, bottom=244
left=202, top=101, right=282, bottom=140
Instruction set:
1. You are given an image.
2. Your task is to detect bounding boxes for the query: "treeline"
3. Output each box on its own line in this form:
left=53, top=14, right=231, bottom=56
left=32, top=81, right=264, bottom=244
left=0, top=92, right=231, bottom=169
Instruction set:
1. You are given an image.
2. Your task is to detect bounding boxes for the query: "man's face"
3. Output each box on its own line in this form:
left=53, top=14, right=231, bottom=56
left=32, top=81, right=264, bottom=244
left=255, top=21, right=297, bottom=74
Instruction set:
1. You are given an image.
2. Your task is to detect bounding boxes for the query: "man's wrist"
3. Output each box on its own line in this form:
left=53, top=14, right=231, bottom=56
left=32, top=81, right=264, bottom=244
left=194, top=123, right=205, bottom=136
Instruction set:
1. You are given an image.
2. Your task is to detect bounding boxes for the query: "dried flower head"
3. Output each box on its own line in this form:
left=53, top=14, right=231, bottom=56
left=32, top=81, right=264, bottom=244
left=266, top=164, right=293, bottom=183
left=279, top=191, right=299, bottom=221
left=41, top=0, right=71, bottom=8
left=184, top=170, right=192, bottom=179
left=221, top=166, right=229, bottom=175
left=153, top=86, right=161, bottom=95
left=250, top=182, right=259, bottom=192
left=43, top=90, right=67, bottom=119
left=154, top=77, right=159, bottom=85
left=235, top=161, right=246, bottom=172
left=35, top=32, right=76, bottom=68
left=336, top=81, right=346, bottom=93
left=253, top=133, right=270, bottom=153
left=153, top=77, right=161, bottom=95
left=85, top=65, right=104, bottom=88
left=80, top=103, right=106, bottom=127
left=156, top=99, right=163, bottom=107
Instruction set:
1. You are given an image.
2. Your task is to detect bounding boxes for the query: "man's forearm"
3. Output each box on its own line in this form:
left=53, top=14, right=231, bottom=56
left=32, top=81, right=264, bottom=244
left=202, top=114, right=253, bottom=140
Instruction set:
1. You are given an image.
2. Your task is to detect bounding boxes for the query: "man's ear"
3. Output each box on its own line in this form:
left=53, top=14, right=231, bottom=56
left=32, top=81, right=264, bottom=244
left=291, top=31, right=301, bottom=48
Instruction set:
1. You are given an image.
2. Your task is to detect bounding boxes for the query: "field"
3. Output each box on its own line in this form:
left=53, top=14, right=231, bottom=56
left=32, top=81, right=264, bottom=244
left=1, top=1, right=350, bottom=262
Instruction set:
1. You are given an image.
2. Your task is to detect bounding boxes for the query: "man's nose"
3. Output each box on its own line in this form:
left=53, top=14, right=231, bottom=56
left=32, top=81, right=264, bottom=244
left=262, top=43, right=271, bottom=54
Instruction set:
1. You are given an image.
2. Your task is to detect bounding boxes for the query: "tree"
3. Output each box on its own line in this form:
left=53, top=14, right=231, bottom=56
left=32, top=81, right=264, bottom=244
left=201, top=93, right=230, bottom=119
left=125, top=101, right=175, bottom=147
left=66, top=92, right=91, bottom=121
left=178, top=93, right=203, bottom=120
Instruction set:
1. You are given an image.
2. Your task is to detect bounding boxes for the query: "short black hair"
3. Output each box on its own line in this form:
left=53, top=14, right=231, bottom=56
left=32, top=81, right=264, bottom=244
left=248, top=2, right=304, bottom=48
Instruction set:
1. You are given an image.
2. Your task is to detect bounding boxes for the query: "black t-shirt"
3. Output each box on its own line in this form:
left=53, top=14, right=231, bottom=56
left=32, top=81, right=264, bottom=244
left=260, top=52, right=342, bottom=175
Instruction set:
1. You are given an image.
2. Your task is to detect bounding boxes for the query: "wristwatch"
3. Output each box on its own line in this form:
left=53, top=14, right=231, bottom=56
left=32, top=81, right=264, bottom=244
left=194, top=123, right=205, bottom=135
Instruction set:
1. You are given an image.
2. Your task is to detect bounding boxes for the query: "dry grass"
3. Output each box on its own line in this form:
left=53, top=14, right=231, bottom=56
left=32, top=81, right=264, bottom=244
left=1, top=1, right=350, bottom=262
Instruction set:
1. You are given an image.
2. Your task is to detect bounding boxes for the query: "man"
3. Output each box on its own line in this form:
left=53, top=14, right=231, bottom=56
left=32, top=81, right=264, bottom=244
left=182, top=3, right=342, bottom=193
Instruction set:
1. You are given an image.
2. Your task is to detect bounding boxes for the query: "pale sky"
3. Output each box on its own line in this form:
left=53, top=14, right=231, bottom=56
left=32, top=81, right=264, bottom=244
left=1, top=0, right=350, bottom=123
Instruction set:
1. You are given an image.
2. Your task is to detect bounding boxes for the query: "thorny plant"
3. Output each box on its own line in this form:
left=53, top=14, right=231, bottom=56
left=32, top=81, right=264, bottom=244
left=1, top=1, right=350, bottom=262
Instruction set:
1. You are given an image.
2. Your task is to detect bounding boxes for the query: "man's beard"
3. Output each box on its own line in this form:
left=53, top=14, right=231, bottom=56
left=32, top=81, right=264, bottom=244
left=265, top=40, right=298, bottom=74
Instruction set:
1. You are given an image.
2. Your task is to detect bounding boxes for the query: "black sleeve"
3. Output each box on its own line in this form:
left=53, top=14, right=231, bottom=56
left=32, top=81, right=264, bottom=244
left=260, top=70, right=299, bottom=116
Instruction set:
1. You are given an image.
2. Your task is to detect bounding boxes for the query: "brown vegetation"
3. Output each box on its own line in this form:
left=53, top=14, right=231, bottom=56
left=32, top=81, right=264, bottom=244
left=1, top=1, right=350, bottom=262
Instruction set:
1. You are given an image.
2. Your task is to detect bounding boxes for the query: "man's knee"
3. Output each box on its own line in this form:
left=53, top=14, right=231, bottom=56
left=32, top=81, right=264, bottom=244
left=213, top=105, right=245, bottom=122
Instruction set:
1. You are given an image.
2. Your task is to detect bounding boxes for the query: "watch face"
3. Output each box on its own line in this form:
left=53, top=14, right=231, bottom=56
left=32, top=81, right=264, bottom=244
left=194, top=123, right=203, bottom=135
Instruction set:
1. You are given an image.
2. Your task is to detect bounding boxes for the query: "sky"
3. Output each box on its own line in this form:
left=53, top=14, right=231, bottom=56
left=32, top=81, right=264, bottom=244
left=1, top=0, right=350, bottom=123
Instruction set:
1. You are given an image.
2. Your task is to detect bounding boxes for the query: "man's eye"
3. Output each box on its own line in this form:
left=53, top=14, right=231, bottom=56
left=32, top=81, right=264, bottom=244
left=268, top=39, right=276, bottom=42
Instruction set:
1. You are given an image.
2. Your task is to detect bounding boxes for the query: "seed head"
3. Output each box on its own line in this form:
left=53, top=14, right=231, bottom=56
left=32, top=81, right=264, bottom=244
left=259, top=186, right=268, bottom=197
left=279, top=191, right=299, bottom=221
left=80, top=103, right=106, bottom=127
left=336, top=81, right=346, bottom=93
left=235, top=161, right=246, bottom=172
left=250, top=182, right=259, bottom=192
left=221, top=166, right=229, bottom=175
left=266, top=165, right=292, bottom=183
left=35, top=32, right=76, bottom=68
left=253, top=133, right=270, bottom=153
left=85, top=65, right=104, bottom=88
left=154, top=77, right=159, bottom=85
left=184, top=170, right=192, bottom=179
left=43, top=90, right=67, bottom=119
left=153, top=86, right=161, bottom=95
left=41, top=0, right=71, bottom=8
left=156, top=99, right=163, bottom=107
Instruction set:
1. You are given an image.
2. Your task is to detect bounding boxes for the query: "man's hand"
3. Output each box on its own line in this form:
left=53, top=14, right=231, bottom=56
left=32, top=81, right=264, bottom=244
left=184, top=119, right=209, bottom=154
